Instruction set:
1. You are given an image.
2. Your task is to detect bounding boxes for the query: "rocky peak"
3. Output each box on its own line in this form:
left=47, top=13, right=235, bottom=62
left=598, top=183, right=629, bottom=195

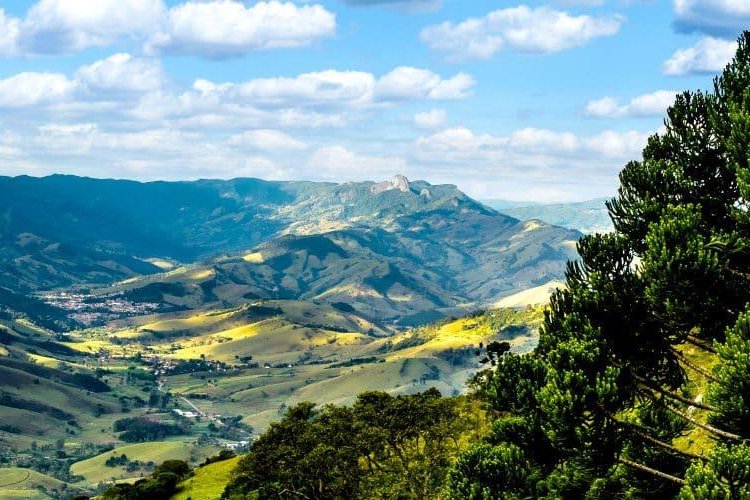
left=370, top=175, right=413, bottom=194
left=392, top=175, right=410, bottom=192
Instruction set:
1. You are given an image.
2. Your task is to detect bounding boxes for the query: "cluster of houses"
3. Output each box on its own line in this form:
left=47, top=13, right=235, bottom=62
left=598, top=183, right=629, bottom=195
left=43, top=291, right=161, bottom=325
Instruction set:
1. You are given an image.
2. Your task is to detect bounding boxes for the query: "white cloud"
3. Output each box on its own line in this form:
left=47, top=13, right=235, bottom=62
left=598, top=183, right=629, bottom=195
left=186, top=67, right=473, bottom=114
left=227, top=129, right=307, bottom=151
left=416, top=126, right=649, bottom=163
left=0, top=72, right=76, bottom=108
left=0, top=0, right=335, bottom=58
left=420, top=5, right=622, bottom=61
left=0, top=53, right=165, bottom=111
left=414, top=109, right=447, bottom=129
left=662, top=37, right=737, bottom=76
left=374, top=67, right=474, bottom=101
left=0, top=9, right=20, bottom=56
left=30, top=123, right=291, bottom=180
left=230, top=70, right=376, bottom=108
left=673, top=0, right=750, bottom=37
left=409, top=126, right=654, bottom=202
left=76, top=53, right=165, bottom=93
left=307, top=145, right=411, bottom=180
left=585, top=90, right=677, bottom=118
left=584, top=130, right=651, bottom=158
left=146, top=1, right=336, bottom=57
left=19, top=0, right=165, bottom=54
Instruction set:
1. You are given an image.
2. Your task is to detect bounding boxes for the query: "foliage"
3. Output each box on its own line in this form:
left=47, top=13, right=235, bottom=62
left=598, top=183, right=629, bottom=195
left=447, top=30, right=750, bottom=499
left=100, top=460, right=190, bottom=500
left=708, top=311, right=750, bottom=435
left=223, top=390, right=479, bottom=499
left=679, top=445, right=750, bottom=499
left=113, top=417, right=184, bottom=443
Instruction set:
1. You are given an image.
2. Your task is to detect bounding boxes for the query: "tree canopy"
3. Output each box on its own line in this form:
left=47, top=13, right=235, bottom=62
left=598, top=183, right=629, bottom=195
left=445, top=31, right=750, bottom=499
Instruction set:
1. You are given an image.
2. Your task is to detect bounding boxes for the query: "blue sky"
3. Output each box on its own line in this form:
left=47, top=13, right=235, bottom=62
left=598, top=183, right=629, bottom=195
left=0, top=0, right=745, bottom=201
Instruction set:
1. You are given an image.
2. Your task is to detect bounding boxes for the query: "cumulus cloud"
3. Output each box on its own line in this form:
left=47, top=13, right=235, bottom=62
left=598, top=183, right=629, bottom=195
left=0, top=9, right=20, bottom=56
left=19, top=0, right=165, bottom=54
left=0, top=72, right=77, bottom=108
left=76, top=53, right=165, bottom=93
left=0, top=57, right=470, bottom=136
left=585, top=90, right=677, bottom=118
left=420, top=5, right=622, bottom=61
left=662, top=37, right=737, bottom=76
left=188, top=67, right=473, bottom=113
left=145, top=1, right=336, bottom=57
left=28, top=123, right=292, bottom=180
left=374, top=67, right=474, bottom=101
left=416, top=126, right=649, bottom=163
left=408, top=126, right=654, bottom=201
left=0, top=53, right=169, bottom=112
left=673, top=0, right=750, bottom=37
left=413, top=109, right=447, bottom=129
left=0, top=0, right=335, bottom=58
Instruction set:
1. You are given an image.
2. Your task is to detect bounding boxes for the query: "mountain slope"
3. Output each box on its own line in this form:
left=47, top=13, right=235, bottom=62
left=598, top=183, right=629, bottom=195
left=82, top=215, right=578, bottom=325
left=2, top=175, right=580, bottom=326
left=1, top=175, right=578, bottom=300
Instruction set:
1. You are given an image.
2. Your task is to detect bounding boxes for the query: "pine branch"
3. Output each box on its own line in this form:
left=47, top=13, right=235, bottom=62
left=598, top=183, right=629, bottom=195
left=662, top=402, right=744, bottom=442
left=617, top=458, right=686, bottom=485
left=672, top=349, right=719, bottom=383
left=624, top=422, right=705, bottom=461
left=630, top=371, right=716, bottom=411
left=599, top=406, right=705, bottom=461
left=685, top=335, right=717, bottom=354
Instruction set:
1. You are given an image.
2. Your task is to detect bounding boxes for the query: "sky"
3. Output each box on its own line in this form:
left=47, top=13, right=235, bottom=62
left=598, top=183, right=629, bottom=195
left=0, top=0, right=745, bottom=202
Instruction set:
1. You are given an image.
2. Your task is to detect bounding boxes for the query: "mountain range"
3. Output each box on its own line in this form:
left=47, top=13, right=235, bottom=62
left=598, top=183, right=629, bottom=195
left=482, top=197, right=612, bottom=234
left=1, top=174, right=580, bottom=328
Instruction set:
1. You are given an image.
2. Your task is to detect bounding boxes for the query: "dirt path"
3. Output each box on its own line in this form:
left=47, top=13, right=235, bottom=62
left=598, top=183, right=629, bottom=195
left=179, top=396, right=207, bottom=417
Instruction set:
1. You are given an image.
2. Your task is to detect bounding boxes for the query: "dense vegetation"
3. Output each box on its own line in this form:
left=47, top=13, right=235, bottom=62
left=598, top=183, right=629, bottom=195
left=222, top=390, right=484, bottom=499
left=442, top=32, right=750, bottom=498
left=113, top=417, right=184, bottom=443
left=101, top=459, right=191, bottom=499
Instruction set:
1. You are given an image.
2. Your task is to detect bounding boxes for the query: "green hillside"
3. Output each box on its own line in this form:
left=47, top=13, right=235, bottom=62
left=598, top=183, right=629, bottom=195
left=172, top=455, right=241, bottom=500
left=0, top=298, right=543, bottom=497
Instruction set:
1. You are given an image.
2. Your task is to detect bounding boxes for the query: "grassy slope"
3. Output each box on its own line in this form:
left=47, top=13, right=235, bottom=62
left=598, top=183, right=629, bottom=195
left=0, top=468, right=65, bottom=499
left=0, top=319, right=127, bottom=450
left=172, top=456, right=241, bottom=500
left=149, top=305, right=543, bottom=432
left=70, top=441, right=218, bottom=485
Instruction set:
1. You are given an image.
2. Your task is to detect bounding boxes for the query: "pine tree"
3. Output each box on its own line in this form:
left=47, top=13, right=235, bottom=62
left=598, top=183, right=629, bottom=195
left=446, top=31, right=750, bottom=498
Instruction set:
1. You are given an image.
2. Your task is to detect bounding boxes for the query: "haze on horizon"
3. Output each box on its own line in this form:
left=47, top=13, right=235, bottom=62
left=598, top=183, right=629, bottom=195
left=0, top=0, right=744, bottom=202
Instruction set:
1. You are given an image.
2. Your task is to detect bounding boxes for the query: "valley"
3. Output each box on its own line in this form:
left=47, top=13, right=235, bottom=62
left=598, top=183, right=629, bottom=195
left=0, top=174, right=566, bottom=498
left=0, top=302, right=543, bottom=498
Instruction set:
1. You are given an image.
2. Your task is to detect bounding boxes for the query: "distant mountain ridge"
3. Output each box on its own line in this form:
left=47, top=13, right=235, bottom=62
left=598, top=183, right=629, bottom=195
left=483, top=198, right=613, bottom=234
left=0, top=174, right=581, bottom=326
